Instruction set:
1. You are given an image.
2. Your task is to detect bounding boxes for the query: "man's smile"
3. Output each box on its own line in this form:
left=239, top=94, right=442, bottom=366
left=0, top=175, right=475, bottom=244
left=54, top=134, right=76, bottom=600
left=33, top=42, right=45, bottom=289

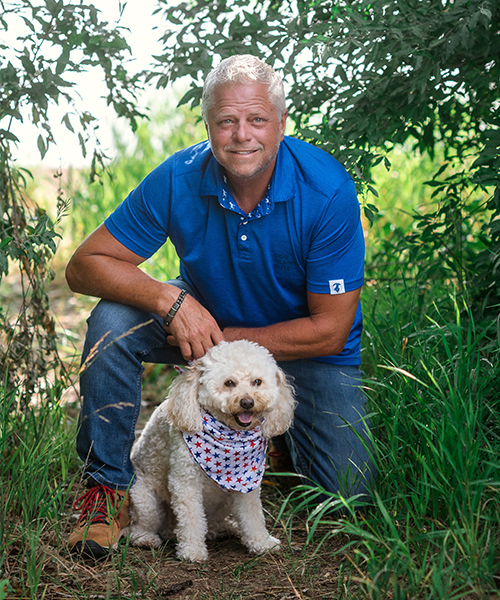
left=226, top=148, right=260, bottom=155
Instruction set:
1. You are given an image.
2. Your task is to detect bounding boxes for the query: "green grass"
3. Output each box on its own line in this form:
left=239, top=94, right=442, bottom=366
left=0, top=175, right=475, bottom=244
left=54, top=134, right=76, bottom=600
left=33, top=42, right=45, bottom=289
left=0, top=383, right=80, bottom=599
left=284, top=292, right=500, bottom=598
left=2, top=304, right=497, bottom=597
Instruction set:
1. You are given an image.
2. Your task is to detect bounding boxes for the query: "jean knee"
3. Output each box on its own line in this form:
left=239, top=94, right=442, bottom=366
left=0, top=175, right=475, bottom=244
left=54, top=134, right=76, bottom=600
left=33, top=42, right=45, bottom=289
left=83, top=300, right=164, bottom=363
left=88, top=299, right=151, bottom=334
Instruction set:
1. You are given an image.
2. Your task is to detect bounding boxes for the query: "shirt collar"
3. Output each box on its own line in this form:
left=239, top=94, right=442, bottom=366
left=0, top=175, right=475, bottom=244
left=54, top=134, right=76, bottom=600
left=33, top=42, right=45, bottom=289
left=220, top=175, right=274, bottom=220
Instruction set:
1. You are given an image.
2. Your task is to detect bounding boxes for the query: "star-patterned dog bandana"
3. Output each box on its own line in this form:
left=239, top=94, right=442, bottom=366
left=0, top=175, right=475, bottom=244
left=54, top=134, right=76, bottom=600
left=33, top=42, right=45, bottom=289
left=182, top=411, right=268, bottom=493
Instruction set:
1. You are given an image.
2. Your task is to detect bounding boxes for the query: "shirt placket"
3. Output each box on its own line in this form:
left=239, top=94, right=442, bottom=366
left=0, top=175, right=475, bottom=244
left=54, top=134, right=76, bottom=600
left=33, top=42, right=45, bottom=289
left=219, top=177, right=273, bottom=261
left=237, top=215, right=252, bottom=259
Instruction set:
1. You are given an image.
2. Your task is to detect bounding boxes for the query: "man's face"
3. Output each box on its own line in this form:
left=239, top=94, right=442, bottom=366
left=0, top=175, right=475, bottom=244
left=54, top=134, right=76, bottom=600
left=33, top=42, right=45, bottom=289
left=204, top=82, right=287, bottom=184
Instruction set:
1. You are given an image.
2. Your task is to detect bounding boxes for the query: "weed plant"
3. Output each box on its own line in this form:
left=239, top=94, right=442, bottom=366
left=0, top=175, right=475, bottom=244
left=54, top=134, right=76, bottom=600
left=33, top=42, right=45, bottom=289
left=0, top=384, right=79, bottom=598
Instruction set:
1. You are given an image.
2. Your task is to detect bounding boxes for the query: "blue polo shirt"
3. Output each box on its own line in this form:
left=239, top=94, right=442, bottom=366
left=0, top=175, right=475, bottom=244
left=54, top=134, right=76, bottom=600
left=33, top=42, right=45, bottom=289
left=105, top=136, right=364, bottom=365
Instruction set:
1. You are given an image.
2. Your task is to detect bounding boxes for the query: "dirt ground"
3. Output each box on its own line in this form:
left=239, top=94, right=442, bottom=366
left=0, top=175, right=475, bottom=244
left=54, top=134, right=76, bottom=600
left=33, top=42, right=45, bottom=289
left=51, top=479, right=350, bottom=600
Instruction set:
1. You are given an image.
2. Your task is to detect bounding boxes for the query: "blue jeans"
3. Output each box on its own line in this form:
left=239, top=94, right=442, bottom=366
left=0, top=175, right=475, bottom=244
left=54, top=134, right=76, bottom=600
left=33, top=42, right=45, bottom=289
left=275, top=360, right=374, bottom=499
left=77, top=281, right=375, bottom=498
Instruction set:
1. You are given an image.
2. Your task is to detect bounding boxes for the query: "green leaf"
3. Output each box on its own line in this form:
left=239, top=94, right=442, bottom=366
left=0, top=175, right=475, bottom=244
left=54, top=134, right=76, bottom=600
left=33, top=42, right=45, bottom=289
left=177, top=86, right=202, bottom=108
left=56, top=47, right=71, bottom=75
left=61, top=113, right=74, bottom=133
left=479, top=7, right=492, bottom=20
left=78, top=132, right=87, bottom=158
left=0, top=129, right=19, bottom=143
left=0, top=236, right=13, bottom=250
left=298, top=128, right=325, bottom=141
left=363, top=205, right=376, bottom=226
left=37, top=134, right=47, bottom=159
left=20, top=54, right=35, bottom=75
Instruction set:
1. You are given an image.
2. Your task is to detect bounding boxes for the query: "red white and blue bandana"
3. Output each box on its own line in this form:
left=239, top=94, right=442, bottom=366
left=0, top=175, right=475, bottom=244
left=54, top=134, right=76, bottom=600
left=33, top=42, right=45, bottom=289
left=182, top=411, right=268, bottom=493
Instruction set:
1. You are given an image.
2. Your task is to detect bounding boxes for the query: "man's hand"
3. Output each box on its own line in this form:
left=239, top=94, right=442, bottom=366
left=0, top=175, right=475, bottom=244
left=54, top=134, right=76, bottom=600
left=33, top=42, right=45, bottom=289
left=164, top=294, right=224, bottom=361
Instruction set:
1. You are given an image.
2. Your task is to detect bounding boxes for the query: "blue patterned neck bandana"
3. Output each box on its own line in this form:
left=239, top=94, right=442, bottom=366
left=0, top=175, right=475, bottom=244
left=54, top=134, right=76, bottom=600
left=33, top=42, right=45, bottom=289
left=182, top=411, right=268, bottom=493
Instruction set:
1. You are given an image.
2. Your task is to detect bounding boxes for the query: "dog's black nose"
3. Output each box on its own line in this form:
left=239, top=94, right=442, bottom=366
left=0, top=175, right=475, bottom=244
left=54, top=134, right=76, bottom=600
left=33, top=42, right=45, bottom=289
left=239, top=397, right=254, bottom=410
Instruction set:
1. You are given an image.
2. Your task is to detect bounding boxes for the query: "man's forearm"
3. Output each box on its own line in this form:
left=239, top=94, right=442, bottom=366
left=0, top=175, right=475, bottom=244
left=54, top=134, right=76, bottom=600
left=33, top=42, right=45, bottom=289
left=65, top=223, right=182, bottom=318
left=66, top=223, right=224, bottom=361
left=223, top=317, right=348, bottom=361
left=223, top=288, right=361, bottom=361
left=66, top=253, right=175, bottom=317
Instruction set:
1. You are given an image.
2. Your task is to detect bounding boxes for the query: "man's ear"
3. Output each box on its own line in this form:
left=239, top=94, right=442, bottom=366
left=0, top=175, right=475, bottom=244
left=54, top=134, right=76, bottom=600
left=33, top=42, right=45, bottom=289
left=204, top=119, right=212, bottom=145
left=279, top=110, right=288, bottom=141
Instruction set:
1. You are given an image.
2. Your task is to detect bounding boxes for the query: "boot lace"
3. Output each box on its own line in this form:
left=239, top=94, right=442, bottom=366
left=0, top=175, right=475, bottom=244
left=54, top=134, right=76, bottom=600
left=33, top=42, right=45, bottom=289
left=73, top=485, right=123, bottom=525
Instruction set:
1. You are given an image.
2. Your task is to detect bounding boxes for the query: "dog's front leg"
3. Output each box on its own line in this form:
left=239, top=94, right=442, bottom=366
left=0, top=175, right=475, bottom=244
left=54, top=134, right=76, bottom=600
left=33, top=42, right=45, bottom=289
left=168, top=441, right=209, bottom=562
left=129, top=477, right=167, bottom=549
left=231, top=488, right=281, bottom=555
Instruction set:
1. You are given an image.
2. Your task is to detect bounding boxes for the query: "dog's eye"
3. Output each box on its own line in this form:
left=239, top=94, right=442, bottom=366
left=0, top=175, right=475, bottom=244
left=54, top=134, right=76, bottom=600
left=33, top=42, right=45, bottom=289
left=252, top=379, right=262, bottom=387
left=224, top=380, right=236, bottom=388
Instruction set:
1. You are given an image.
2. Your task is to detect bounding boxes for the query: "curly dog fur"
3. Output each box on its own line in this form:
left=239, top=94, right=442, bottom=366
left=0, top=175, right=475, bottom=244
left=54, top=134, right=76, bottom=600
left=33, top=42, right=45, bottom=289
left=129, top=340, right=296, bottom=562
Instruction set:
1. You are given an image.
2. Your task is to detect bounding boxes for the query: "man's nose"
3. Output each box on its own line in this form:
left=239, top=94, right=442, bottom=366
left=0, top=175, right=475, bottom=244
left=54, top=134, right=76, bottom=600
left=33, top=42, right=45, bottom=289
left=233, top=121, right=251, bottom=142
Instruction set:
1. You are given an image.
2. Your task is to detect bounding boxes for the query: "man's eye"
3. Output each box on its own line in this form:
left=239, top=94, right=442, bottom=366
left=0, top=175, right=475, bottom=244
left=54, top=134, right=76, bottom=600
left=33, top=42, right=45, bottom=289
left=224, top=380, right=236, bottom=387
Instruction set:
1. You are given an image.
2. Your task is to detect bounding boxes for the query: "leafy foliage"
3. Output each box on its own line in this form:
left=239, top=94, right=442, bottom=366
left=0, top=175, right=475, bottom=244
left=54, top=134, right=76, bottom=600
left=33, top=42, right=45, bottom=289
left=329, top=294, right=500, bottom=597
left=0, top=1, right=144, bottom=399
left=152, top=0, right=500, bottom=313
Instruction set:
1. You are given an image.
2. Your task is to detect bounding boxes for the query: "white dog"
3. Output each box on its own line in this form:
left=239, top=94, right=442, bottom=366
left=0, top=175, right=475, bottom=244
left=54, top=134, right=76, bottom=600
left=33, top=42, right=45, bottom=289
left=129, top=340, right=296, bottom=562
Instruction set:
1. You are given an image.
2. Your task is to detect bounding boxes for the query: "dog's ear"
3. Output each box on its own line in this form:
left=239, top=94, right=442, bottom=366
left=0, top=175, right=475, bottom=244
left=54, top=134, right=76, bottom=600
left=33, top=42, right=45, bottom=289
left=262, top=368, right=297, bottom=439
left=163, top=362, right=203, bottom=432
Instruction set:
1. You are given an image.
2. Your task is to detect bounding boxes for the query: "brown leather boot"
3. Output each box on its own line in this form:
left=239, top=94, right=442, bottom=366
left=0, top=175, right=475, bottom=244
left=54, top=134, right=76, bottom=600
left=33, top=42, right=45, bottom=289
left=68, top=484, right=130, bottom=559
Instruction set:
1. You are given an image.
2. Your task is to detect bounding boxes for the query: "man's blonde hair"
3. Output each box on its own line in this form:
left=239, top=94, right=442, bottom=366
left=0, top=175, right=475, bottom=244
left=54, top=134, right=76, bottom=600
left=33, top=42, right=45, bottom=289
left=202, top=54, right=286, bottom=119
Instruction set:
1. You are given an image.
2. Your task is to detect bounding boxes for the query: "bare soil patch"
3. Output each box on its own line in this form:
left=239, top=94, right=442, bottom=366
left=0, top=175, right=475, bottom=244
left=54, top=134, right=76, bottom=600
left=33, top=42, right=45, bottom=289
left=51, top=480, right=349, bottom=600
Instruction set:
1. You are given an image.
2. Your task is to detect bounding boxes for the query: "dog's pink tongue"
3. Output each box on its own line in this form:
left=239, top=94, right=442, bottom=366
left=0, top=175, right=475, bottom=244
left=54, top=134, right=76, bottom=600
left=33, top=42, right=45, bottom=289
left=238, top=412, right=253, bottom=424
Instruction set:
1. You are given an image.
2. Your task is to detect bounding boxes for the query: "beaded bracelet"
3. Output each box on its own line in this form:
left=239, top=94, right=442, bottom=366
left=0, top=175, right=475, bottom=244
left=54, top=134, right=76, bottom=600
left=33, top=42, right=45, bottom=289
left=163, top=289, right=188, bottom=327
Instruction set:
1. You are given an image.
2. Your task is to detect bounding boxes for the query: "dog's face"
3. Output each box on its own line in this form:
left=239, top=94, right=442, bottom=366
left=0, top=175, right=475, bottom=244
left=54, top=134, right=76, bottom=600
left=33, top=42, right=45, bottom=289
left=164, top=340, right=296, bottom=436
left=197, top=340, right=286, bottom=430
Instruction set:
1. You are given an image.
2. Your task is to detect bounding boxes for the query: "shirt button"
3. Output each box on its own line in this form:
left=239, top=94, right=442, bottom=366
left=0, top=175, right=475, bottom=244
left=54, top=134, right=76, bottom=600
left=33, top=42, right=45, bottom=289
left=241, top=235, right=248, bottom=241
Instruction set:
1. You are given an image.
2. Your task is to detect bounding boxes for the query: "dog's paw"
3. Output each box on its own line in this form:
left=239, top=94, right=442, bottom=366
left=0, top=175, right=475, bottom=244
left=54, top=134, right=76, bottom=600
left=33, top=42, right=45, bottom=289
left=176, top=542, right=209, bottom=563
left=247, top=535, right=281, bottom=555
left=130, top=531, right=163, bottom=549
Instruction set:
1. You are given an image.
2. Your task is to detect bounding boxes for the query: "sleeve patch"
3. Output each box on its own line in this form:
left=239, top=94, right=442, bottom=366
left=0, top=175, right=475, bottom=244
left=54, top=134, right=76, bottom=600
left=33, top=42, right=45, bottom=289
left=329, top=279, right=346, bottom=295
